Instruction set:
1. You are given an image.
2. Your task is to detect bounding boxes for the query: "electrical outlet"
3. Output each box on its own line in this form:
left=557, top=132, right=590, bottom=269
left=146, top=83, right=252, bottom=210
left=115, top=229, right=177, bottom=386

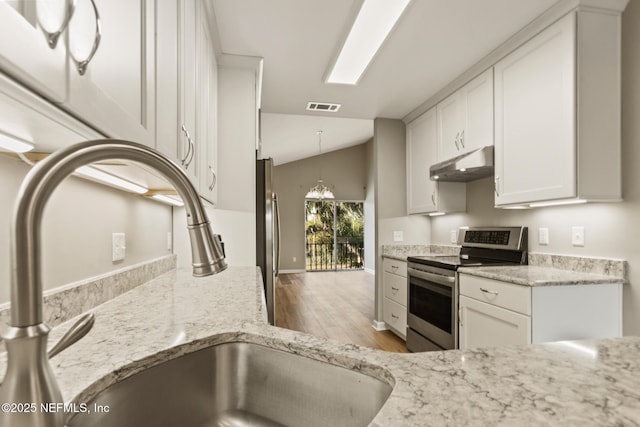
left=450, top=230, right=457, bottom=244
left=571, top=226, right=585, bottom=247
left=112, top=233, right=126, bottom=261
left=293, top=256, right=297, bottom=262
left=393, top=231, right=403, bottom=242
left=538, top=228, right=549, bottom=245
left=166, top=232, right=172, bottom=251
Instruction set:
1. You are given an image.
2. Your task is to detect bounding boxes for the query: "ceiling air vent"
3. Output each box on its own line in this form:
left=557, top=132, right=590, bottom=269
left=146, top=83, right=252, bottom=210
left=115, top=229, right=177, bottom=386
left=306, top=102, right=341, bottom=112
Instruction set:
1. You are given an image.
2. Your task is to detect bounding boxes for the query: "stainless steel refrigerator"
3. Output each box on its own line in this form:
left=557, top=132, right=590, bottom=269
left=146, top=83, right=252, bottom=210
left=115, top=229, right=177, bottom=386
left=256, top=158, right=280, bottom=325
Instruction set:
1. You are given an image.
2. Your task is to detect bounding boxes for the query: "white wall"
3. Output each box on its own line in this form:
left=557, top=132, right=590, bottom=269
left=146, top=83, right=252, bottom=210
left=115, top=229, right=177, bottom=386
left=173, top=206, right=256, bottom=268
left=0, top=155, right=172, bottom=305
left=364, top=139, right=375, bottom=273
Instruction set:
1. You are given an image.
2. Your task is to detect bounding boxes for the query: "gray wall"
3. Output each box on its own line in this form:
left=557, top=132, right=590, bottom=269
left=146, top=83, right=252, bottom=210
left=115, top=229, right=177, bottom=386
left=373, top=118, right=430, bottom=322
left=273, top=144, right=368, bottom=272
left=364, top=139, right=375, bottom=273
left=429, top=0, right=640, bottom=335
left=0, top=156, right=172, bottom=305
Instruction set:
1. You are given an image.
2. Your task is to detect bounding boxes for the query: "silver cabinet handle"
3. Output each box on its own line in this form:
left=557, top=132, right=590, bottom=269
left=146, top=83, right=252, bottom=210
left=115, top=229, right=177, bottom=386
left=37, top=0, right=76, bottom=49
left=431, top=190, right=436, bottom=205
left=480, top=287, right=499, bottom=296
left=460, top=130, right=465, bottom=148
left=208, top=166, right=216, bottom=191
left=391, top=286, right=399, bottom=292
left=184, top=138, right=195, bottom=169
left=391, top=265, right=399, bottom=271
left=454, top=132, right=460, bottom=150
left=494, top=176, right=500, bottom=197
left=70, top=0, right=101, bottom=75
left=391, top=313, right=399, bottom=320
left=180, top=124, right=193, bottom=166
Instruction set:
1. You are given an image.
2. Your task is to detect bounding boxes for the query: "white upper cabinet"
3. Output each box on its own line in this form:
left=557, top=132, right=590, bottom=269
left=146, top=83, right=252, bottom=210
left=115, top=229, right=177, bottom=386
left=197, top=9, right=218, bottom=204
left=0, top=0, right=156, bottom=146
left=494, top=10, right=622, bottom=207
left=406, top=107, right=465, bottom=215
left=437, top=68, right=493, bottom=161
left=155, top=0, right=180, bottom=164
left=0, top=1, right=67, bottom=102
left=65, top=0, right=155, bottom=146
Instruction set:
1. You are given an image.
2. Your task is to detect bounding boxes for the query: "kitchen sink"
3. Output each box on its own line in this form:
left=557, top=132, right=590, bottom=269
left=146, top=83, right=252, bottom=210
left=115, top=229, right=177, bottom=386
left=66, top=341, right=392, bottom=427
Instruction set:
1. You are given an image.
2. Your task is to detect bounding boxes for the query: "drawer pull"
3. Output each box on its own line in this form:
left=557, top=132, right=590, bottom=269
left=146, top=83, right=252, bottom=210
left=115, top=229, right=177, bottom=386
left=391, top=265, right=398, bottom=270
left=391, top=286, right=399, bottom=292
left=480, top=287, right=499, bottom=296
left=391, top=314, right=399, bottom=320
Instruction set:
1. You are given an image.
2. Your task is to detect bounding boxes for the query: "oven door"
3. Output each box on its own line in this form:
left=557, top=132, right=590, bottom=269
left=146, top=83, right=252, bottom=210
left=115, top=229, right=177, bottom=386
left=407, top=267, right=457, bottom=350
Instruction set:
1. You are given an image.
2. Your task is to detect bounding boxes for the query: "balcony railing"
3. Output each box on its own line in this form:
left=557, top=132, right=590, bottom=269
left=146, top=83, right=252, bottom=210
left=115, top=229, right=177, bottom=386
left=306, top=241, right=364, bottom=271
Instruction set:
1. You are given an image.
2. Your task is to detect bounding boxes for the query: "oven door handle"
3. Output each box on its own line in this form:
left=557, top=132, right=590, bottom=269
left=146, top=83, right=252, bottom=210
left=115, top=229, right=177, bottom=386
left=408, top=268, right=455, bottom=287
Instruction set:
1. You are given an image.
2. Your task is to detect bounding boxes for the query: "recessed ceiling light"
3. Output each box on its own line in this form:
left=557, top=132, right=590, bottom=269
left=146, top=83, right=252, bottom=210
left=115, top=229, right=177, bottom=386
left=326, top=0, right=411, bottom=85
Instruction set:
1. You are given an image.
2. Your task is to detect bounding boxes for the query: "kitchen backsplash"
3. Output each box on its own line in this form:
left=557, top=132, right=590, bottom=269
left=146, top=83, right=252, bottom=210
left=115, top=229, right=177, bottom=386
left=0, top=254, right=176, bottom=330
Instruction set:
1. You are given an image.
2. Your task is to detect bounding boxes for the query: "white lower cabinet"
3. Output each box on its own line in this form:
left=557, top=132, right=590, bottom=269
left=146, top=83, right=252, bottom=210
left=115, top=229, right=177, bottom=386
left=382, top=258, right=407, bottom=339
left=458, top=273, right=622, bottom=350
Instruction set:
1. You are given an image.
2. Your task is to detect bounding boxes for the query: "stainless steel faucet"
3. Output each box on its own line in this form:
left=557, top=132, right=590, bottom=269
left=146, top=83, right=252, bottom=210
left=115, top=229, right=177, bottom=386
left=0, top=139, right=227, bottom=427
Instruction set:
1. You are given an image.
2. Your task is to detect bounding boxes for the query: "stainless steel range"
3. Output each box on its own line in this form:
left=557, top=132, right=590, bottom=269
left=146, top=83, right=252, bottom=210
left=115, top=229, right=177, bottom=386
left=406, top=226, right=528, bottom=352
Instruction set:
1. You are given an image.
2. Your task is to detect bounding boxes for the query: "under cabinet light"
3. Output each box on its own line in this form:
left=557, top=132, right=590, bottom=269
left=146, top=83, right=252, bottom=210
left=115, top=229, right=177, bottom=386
left=428, top=212, right=446, bottom=217
left=326, top=0, right=411, bottom=84
left=75, top=166, right=148, bottom=194
left=0, top=132, right=34, bottom=153
left=151, top=194, right=184, bottom=207
left=529, top=199, right=587, bottom=208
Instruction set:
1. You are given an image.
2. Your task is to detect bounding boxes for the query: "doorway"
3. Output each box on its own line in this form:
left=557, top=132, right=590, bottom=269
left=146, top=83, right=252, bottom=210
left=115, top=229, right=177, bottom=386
left=305, top=201, right=364, bottom=271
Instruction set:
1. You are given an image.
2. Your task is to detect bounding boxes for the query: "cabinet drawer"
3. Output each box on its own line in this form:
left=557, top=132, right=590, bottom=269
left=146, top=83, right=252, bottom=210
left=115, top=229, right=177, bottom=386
left=383, top=258, right=407, bottom=277
left=459, top=274, right=531, bottom=316
left=383, top=297, right=407, bottom=338
left=383, top=271, right=407, bottom=306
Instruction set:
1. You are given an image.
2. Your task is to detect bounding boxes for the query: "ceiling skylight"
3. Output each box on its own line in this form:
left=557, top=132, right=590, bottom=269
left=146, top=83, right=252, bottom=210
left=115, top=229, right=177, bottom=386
left=326, top=0, right=411, bottom=85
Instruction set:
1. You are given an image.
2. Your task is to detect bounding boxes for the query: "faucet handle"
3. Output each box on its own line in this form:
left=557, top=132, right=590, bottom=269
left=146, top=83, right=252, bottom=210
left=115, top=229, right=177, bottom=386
left=48, top=312, right=95, bottom=358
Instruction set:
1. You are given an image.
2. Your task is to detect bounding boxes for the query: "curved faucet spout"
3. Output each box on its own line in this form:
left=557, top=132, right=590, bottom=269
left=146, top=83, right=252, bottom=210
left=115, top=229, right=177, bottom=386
left=11, top=139, right=226, bottom=327
left=1, top=139, right=227, bottom=427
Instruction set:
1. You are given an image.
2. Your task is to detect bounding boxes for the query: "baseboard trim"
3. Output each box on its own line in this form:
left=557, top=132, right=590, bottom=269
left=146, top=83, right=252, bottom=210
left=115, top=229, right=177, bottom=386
left=371, top=320, right=387, bottom=331
left=364, top=267, right=375, bottom=275
left=279, top=269, right=306, bottom=274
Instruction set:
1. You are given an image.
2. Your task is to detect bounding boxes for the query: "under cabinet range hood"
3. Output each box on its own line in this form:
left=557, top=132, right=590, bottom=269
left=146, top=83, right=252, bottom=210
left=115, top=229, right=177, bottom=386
left=430, top=146, right=494, bottom=182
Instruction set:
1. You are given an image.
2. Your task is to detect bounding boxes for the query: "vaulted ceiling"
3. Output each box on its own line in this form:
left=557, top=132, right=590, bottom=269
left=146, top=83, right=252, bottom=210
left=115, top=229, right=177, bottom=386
left=210, top=0, right=560, bottom=164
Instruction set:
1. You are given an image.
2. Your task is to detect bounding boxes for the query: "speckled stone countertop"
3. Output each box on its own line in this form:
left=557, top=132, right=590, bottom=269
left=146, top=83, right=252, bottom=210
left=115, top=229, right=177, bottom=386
left=381, top=244, right=459, bottom=261
left=4, top=266, right=639, bottom=426
left=460, top=253, right=627, bottom=286
left=458, top=265, right=624, bottom=286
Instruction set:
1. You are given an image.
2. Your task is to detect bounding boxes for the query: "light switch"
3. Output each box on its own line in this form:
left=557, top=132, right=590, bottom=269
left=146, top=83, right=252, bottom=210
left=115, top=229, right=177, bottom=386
left=393, top=231, right=403, bottom=242
left=450, top=230, right=457, bottom=244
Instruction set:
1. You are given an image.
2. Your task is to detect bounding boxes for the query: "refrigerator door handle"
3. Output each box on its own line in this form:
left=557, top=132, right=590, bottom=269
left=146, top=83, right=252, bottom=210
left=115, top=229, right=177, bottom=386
left=273, top=193, right=281, bottom=276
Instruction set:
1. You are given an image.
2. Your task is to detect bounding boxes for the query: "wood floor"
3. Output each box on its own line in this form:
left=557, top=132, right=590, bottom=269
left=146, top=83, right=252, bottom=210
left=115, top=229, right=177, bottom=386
left=275, top=271, right=407, bottom=353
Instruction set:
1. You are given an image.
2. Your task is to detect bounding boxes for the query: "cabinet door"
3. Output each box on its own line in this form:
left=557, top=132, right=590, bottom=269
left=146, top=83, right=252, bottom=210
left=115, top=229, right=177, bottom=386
left=436, top=93, right=462, bottom=161
left=178, top=0, right=198, bottom=185
left=0, top=1, right=67, bottom=101
left=406, top=107, right=438, bottom=214
left=197, top=10, right=218, bottom=203
left=494, top=13, right=576, bottom=206
left=459, top=295, right=531, bottom=350
left=66, top=0, right=155, bottom=146
left=460, top=68, right=493, bottom=152
left=155, top=0, right=180, bottom=163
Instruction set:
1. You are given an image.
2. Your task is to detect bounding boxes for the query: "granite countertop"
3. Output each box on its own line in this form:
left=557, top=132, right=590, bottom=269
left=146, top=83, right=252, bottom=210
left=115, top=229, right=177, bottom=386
left=7, top=266, right=639, bottom=426
left=459, top=265, right=624, bottom=286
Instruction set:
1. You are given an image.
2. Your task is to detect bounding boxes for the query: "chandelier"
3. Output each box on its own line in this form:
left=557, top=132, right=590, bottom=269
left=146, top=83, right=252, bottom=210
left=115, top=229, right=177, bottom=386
left=305, top=130, right=334, bottom=200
